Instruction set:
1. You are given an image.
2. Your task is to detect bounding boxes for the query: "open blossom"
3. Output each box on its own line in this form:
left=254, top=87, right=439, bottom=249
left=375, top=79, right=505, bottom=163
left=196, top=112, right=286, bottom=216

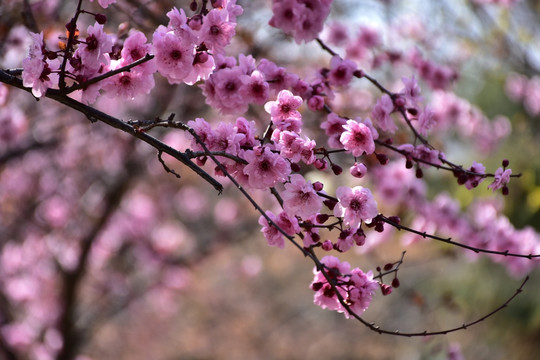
left=186, top=117, right=215, bottom=151
left=488, top=167, right=512, bottom=191
left=264, top=89, right=303, bottom=132
left=465, top=161, right=486, bottom=190
left=120, top=31, right=156, bottom=75
left=328, top=55, right=357, bottom=87
left=78, top=23, right=114, bottom=69
left=340, top=119, right=375, bottom=157
left=321, top=112, right=347, bottom=148
left=334, top=186, right=378, bottom=228
left=202, top=66, right=250, bottom=114
left=277, top=131, right=316, bottom=164
left=240, top=70, right=269, bottom=105
left=400, top=76, right=423, bottom=111
left=282, top=174, right=322, bottom=218
left=258, top=210, right=300, bottom=249
left=372, top=94, right=396, bottom=133
left=416, top=106, right=435, bottom=136
left=102, top=63, right=155, bottom=99
left=243, top=146, right=291, bottom=189
left=22, top=57, right=55, bottom=98
left=345, top=268, right=378, bottom=318
left=198, top=9, right=236, bottom=54
left=152, top=30, right=194, bottom=84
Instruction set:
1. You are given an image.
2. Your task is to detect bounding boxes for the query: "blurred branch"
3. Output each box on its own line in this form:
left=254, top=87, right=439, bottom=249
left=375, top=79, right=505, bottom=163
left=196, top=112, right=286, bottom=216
left=0, top=69, right=223, bottom=193
left=56, top=153, right=140, bottom=360
left=0, top=138, right=58, bottom=166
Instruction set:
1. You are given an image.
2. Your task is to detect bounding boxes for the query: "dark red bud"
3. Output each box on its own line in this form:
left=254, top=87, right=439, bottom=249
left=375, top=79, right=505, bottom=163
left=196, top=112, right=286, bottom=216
left=290, top=162, right=301, bottom=173
left=196, top=156, right=207, bottom=166
left=502, top=186, right=509, bottom=196
left=190, top=0, right=198, bottom=11
left=323, top=199, right=337, bottom=211
left=405, top=157, right=413, bottom=169
left=376, top=153, right=388, bottom=165
left=383, top=263, right=393, bottom=271
left=457, top=173, right=468, bottom=185
left=388, top=216, right=400, bottom=225
left=394, top=96, right=406, bottom=108
left=316, top=214, right=329, bottom=224
left=311, top=282, right=323, bottom=291
left=95, top=13, right=107, bottom=24
left=312, top=181, right=323, bottom=191
left=415, top=168, right=423, bottom=179
left=407, top=108, right=418, bottom=116
left=502, top=159, right=509, bottom=168
left=331, top=164, right=343, bottom=175
left=391, top=278, right=400, bottom=288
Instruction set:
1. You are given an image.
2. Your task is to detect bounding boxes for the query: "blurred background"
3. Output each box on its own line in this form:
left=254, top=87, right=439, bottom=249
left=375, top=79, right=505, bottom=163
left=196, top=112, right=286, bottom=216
left=1, top=0, right=540, bottom=359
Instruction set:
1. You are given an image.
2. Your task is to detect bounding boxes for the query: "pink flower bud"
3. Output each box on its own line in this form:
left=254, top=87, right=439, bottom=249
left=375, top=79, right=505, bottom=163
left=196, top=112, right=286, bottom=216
left=322, top=240, right=333, bottom=251
left=350, top=162, right=367, bottom=178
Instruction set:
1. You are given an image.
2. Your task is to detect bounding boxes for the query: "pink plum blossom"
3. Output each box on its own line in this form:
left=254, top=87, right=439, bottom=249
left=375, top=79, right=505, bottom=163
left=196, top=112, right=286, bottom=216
left=311, top=256, right=350, bottom=312
left=242, top=146, right=291, bottom=189
left=78, top=23, right=114, bottom=69
left=120, top=31, right=156, bottom=75
left=334, top=186, right=378, bottom=228
left=152, top=30, right=194, bottom=84
left=371, top=94, right=397, bottom=133
left=345, top=268, right=378, bottom=318
left=240, top=70, right=269, bottom=105
left=22, top=57, right=55, bottom=98
left=340, top=119, right=375, bottom=156
left=264, top=90, right=303, bottom=132
left=321, top=112, right=347, bottom=148
left=277, top=131, right=316, bottom=164
left=465, top=161, right=486, bottom=190
left=184, top=51, right=215, bottom=85
left=198, top=9, right=236, bottom=54
left=282, top=174, right=322, bottom=218
left=258, top=210, right=300, bottom=249
left=400, top=76, right=423, bottom=111
left=257, top=59, right=297, bottom=93
left=328, top=55, right=357, bottom=87
left=202, top=66, right=250, bottom=114
left=416, top=106, right=435, bottom=136
left=488, top=167, right=512, bottom=191
left=102, top=64, right=155, bottom=99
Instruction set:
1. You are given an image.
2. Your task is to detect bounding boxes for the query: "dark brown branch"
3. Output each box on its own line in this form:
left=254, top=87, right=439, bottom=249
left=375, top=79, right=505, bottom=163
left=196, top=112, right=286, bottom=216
left=58, top=0, right=84, bottom=90
left=158, top=150, right=181, bottom=179
left=380, top=215, right=540, bottom=259
left=329, top=272, right=529, bottom=337
left=56, top=157, right=139, bottom=360
left=64, top=54, right=155, bottom=93
left=0, top=138, right=58, bottom=165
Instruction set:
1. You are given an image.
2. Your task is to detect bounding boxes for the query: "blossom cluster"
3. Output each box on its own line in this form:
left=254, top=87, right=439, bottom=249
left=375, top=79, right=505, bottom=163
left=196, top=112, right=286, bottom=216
left=310, top=256, right=378, bottom=318
left=4, top=1, right=539, bottom=353
left=269, top=0, right=333, bottom=43
left=21, top=1, right=242, bottom=103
